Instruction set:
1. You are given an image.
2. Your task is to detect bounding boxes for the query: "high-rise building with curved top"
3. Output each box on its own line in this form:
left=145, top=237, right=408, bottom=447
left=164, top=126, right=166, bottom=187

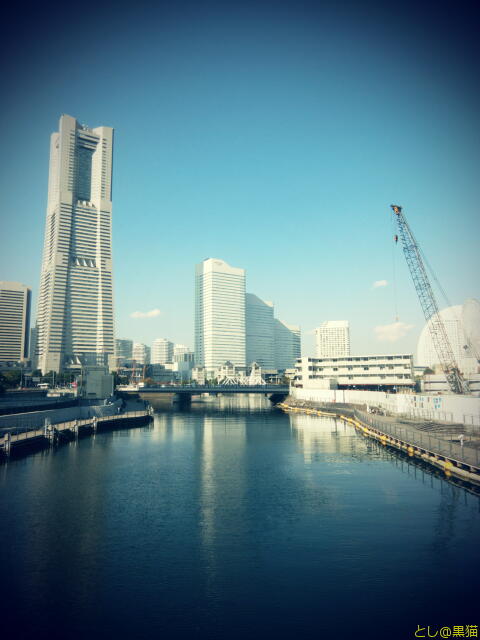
left=195, top=258, right=246, bottom=371
left=35, top=114, right=114, bottom=374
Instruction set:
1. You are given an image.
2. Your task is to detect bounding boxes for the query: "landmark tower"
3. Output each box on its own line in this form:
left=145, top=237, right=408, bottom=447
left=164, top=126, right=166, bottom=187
left=35, top=114, right=114, bottom=373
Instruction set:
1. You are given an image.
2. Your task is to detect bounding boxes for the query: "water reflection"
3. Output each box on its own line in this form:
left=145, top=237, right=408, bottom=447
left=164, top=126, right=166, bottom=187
left=1, top=395, right=479, bottom=640
left=289, top=412, right=382, bottom=464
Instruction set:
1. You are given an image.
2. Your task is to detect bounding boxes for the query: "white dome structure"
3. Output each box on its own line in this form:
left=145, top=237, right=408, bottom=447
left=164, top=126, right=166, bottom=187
left=416, top=300, right=480, bottom=375
left=462, top=299, right=480, bottom=359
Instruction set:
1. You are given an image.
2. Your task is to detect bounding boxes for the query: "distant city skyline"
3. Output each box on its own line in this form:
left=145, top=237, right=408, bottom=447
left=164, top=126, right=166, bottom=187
left=1, top=2, right=479, bottom=359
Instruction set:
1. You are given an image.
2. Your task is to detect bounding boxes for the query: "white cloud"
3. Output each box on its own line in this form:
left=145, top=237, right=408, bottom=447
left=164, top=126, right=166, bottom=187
left=373, top=280, right=388, bottom=288
left=374, top=321, right=414, bottom=342
left=130, top=309, right=162, bottom=319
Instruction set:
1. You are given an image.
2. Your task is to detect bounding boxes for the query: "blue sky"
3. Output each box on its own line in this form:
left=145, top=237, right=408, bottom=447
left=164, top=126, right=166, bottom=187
left=1, top=0, right=478, bottom=357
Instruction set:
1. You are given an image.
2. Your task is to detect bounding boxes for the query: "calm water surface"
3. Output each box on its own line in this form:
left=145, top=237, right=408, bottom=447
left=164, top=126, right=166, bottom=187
left=1, top=396, right=479, bottom=639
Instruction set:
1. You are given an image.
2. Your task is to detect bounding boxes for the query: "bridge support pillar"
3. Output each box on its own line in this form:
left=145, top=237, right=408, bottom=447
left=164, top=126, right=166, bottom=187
left=269, top=393, right=288, bottom=405
left=174, top=393, right=191, bottom=409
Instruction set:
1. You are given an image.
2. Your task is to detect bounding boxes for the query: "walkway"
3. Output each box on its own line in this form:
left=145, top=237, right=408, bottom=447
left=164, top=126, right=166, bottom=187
left=0, top=409, right=152, bottom=458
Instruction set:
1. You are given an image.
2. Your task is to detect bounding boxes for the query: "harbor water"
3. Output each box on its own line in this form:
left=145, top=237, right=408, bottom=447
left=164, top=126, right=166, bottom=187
left=1, top=395, right=479, bottom=639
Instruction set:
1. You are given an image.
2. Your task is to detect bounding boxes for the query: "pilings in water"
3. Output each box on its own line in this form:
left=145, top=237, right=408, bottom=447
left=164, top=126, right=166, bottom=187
left=4, top=432, right=11, bottom=457
left=44, top=418, right=59, bottom=447
left=278, top=401, right=480, bottom=490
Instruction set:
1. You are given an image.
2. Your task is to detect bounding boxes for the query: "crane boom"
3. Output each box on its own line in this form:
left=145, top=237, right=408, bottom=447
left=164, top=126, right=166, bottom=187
left=390, top=205, right=468, bottom=395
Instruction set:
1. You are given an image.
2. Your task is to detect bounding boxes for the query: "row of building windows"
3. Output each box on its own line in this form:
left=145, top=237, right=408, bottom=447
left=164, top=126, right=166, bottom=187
left=308, top=365, right=410, bottom=371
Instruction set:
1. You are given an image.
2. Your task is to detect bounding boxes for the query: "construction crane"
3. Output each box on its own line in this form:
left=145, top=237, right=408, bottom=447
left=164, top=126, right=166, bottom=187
left=390, top=205, right=468, bottom=395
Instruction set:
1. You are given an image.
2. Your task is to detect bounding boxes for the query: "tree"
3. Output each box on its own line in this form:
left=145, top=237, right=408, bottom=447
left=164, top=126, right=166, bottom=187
left=0, top=370, right=21, bottom=389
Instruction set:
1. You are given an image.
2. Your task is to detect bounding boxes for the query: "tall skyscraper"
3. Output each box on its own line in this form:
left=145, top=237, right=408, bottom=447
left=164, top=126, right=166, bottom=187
left=274, top=319, right=301, bottom=370
left=35, top=114, right=114, bottom=374
left=0, top=282, right=31, bottom=362
left=246, top=293, right=275, bottom=368
left=152, top=338, right=174, bottom=364
left=315, top=321, right=350, bottom=358
left=195, top=258, right=246, bottom=370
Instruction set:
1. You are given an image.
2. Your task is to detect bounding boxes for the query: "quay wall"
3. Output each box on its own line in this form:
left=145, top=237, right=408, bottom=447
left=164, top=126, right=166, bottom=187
left=292, top=387, right=480, bottom=426
left=279, top=400, right=480, bottom=487
left=0, top=399, right=123, bottom=433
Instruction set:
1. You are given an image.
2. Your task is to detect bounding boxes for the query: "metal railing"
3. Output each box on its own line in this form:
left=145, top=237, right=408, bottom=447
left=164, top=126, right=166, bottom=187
left=0, top=410, right=151, bottom=448
left=354, top=409, right=479, bottom=467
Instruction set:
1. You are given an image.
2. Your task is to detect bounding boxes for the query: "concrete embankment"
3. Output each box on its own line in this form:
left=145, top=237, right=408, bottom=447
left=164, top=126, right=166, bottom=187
left=279, top=397, right=480, bottom=490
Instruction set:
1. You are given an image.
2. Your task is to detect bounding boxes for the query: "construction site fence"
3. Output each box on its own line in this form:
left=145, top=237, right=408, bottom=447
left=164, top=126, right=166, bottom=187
left=353, top=409, right=479, bottom=467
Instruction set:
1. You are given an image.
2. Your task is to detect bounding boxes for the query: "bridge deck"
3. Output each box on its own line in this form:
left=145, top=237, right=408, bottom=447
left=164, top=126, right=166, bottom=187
left=133, top=386, right=290, bottom=394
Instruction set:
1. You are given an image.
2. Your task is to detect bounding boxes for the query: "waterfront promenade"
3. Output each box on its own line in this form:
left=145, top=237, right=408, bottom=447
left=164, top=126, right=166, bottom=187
left=0, top=408, right=153, bottom=459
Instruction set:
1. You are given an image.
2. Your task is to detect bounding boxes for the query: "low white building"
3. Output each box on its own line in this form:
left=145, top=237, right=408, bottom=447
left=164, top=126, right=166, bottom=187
left=192, top=366, right=206, bottom=385
left=295, top=354, right=414, bottom=390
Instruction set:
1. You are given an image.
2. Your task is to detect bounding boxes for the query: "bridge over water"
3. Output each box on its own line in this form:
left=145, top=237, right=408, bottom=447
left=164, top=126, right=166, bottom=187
left=123, top=385, right=290, bottom=404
